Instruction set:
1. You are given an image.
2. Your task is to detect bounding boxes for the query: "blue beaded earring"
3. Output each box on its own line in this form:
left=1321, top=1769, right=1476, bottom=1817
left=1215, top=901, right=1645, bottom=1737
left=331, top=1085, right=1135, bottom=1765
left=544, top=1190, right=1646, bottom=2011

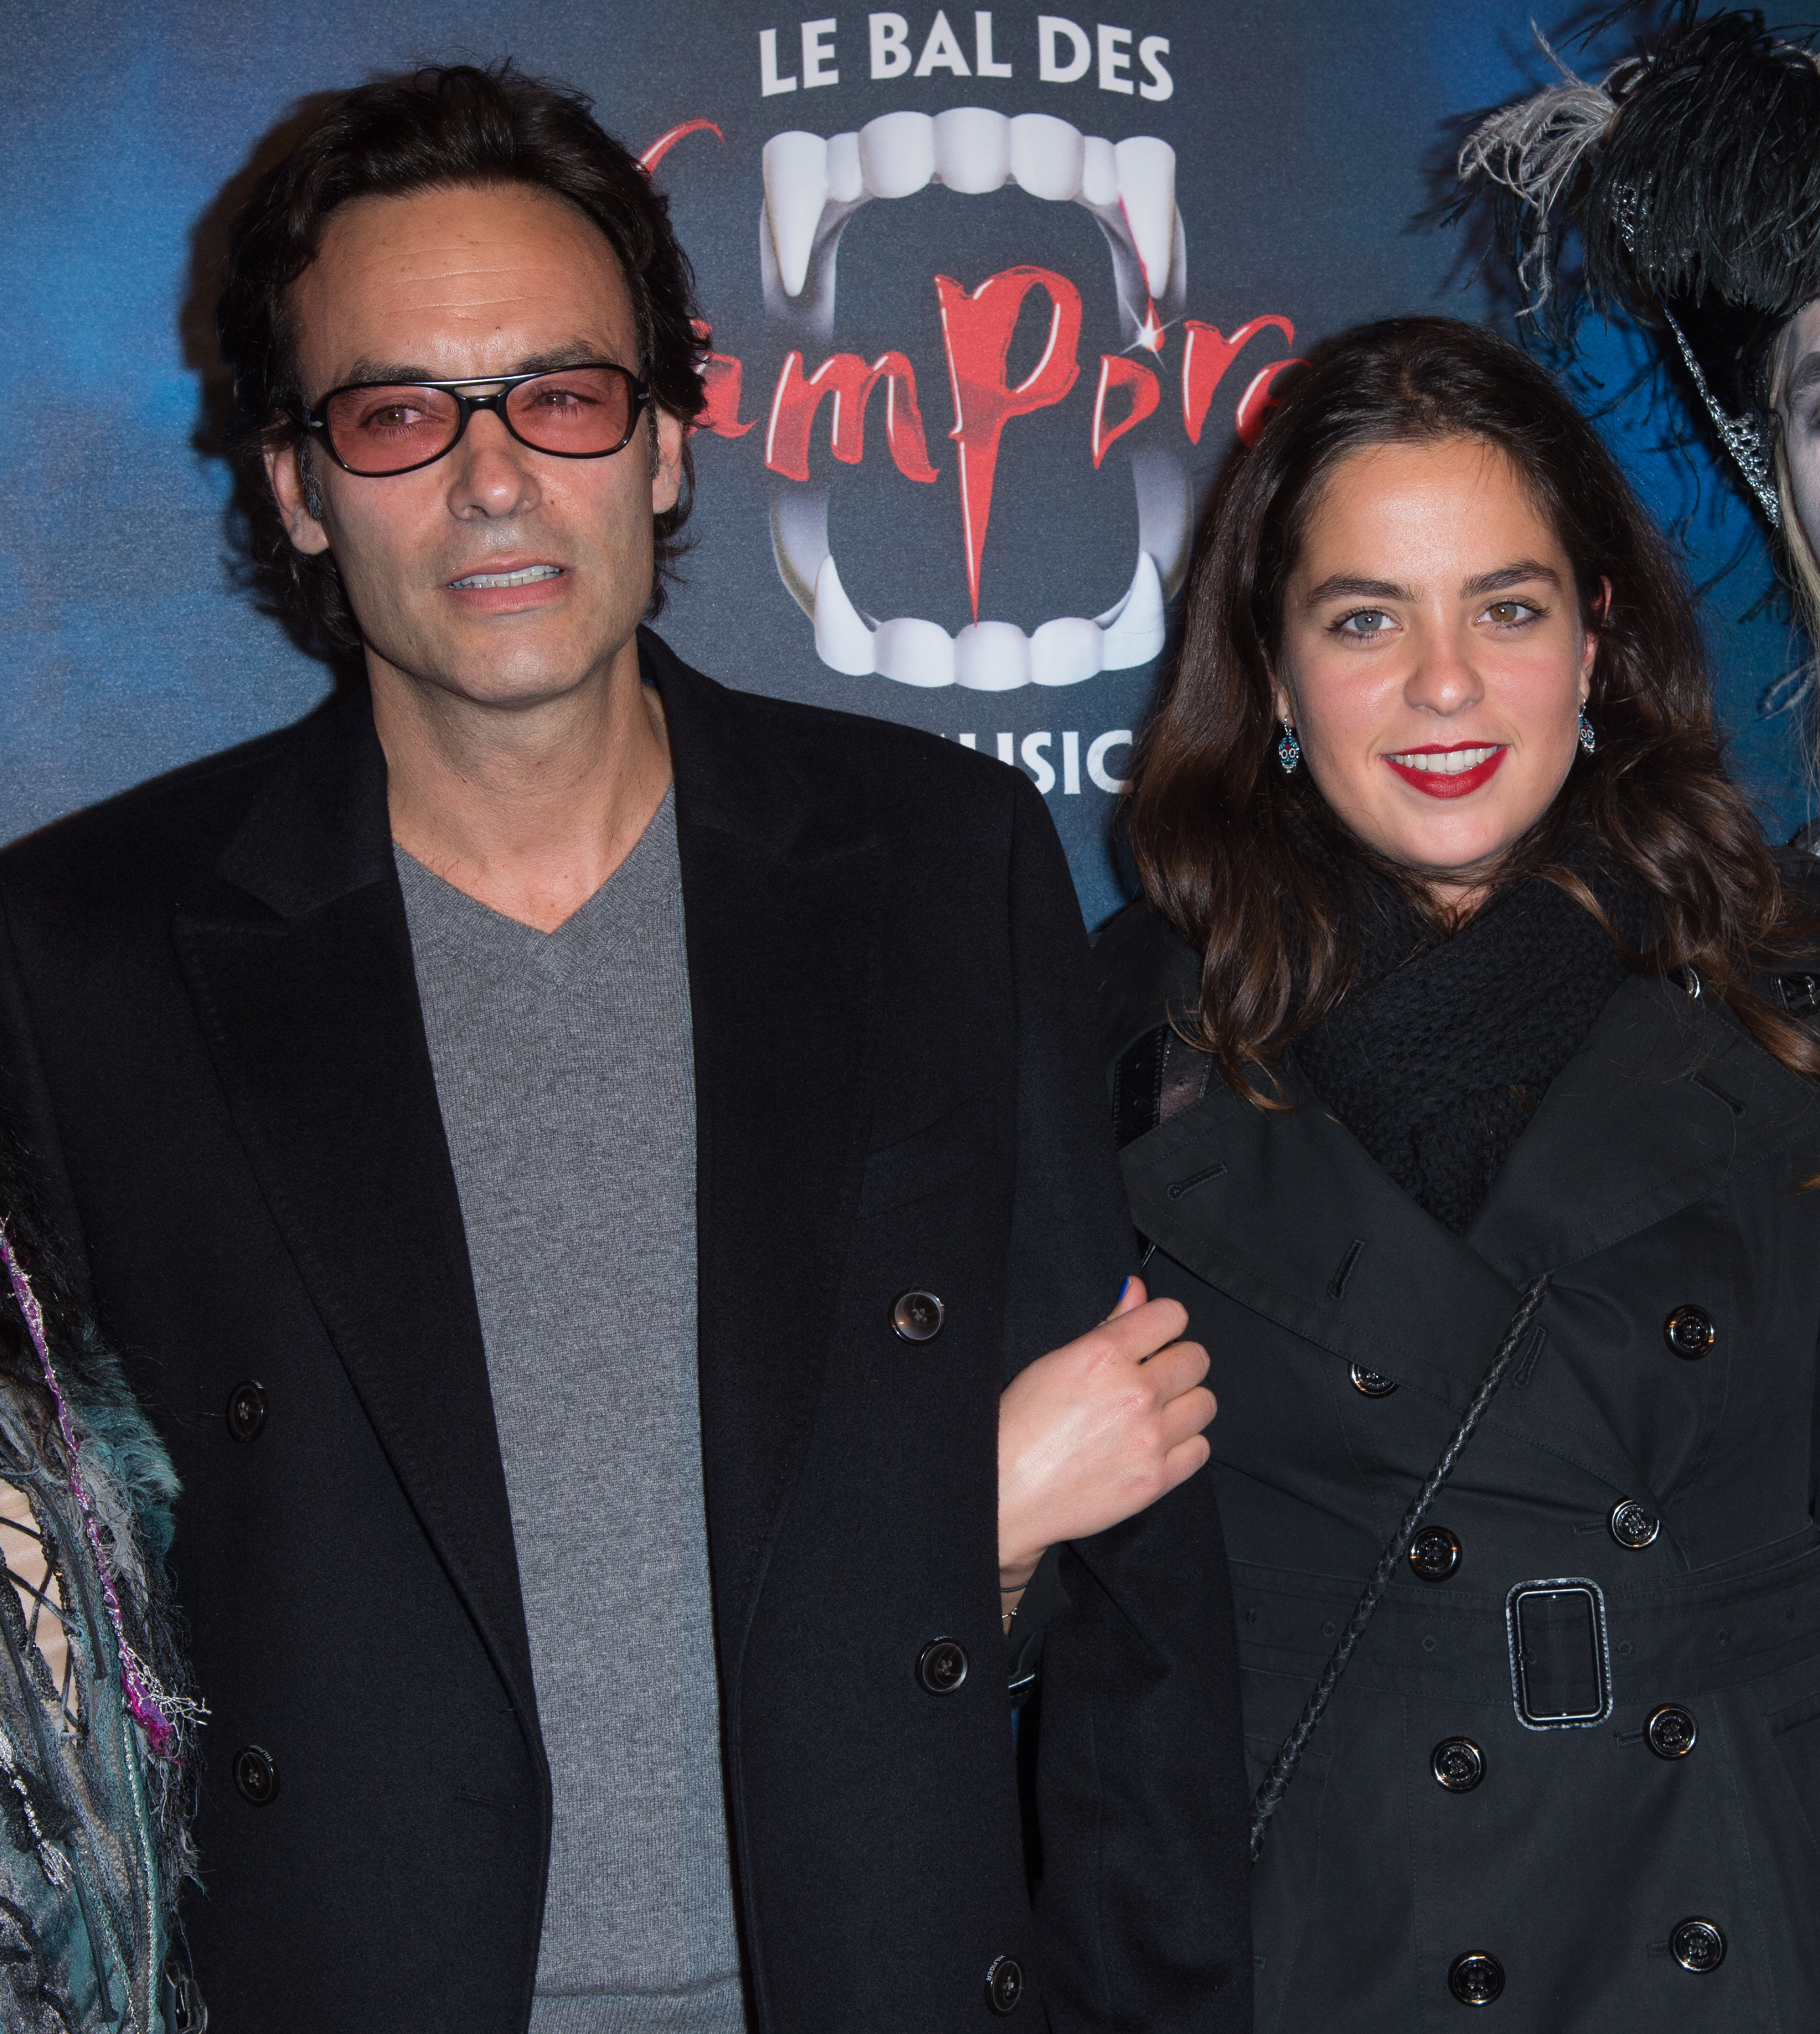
left=1577, top=706, right=1596, bottom=755
left=1277, top=719, right=1301, bottom=774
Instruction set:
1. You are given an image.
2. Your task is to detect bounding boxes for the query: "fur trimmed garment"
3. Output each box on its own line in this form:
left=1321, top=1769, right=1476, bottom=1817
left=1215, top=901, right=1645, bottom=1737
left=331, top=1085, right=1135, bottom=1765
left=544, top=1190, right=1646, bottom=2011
left=0, top=1176, right=197, bottom=2034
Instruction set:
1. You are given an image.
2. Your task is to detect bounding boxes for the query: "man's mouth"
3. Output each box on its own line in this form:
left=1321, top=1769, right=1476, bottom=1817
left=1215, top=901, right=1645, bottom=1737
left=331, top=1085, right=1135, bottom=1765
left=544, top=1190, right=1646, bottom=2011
left=1383, top=744, right=1508, bottom=798
left=763, top=106, right=1191, bottom=690
left=446, top=565, right=565, bottom=590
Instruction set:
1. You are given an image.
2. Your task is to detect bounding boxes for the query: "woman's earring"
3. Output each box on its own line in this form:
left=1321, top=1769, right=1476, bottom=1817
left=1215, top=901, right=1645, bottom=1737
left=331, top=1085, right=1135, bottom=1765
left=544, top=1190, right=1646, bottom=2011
left=1577, top=707, right=1596, bottom=755
left=1277, top=720, right=1301, bottom=774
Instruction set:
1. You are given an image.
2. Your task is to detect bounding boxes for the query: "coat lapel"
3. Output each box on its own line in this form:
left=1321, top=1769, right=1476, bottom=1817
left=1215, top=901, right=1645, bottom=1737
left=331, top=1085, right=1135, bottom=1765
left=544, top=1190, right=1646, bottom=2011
left=1467, top=972, right=1820, bottom=1281
left=1123, top=968, right=1820, bottom=1498
left=171, top=694, right=541, bottom=1736
left=643, top=633, right=883, bottom=1686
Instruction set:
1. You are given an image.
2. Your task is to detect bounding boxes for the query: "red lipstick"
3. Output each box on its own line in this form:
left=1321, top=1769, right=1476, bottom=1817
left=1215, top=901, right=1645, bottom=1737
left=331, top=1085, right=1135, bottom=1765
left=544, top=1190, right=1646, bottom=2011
left=1383, top=742, right=1507, bottom=799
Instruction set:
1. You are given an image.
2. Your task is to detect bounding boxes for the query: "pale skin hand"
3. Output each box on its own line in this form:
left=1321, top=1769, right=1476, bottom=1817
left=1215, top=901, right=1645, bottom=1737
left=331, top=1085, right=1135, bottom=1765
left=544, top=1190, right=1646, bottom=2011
left=996, top=1277, right=1215, bottom=1621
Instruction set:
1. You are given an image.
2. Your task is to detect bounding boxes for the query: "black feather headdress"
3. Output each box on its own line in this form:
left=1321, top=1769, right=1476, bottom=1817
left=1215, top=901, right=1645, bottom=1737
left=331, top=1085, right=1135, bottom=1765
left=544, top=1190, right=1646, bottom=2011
left=1458, top=6, right=1820, bottom=525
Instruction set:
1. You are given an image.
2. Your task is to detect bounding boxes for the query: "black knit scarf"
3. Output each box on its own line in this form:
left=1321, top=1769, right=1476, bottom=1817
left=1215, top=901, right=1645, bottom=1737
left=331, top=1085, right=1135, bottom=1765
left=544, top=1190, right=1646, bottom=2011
left=1294, top=850, right=1642, bottom=1235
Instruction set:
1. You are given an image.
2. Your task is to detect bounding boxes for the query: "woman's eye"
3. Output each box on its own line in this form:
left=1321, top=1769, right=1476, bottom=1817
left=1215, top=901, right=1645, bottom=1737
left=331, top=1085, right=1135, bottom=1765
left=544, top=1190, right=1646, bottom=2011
left=1482, top=599, right=1538, bottom=626
left=1336, top=610, right=1393, bottom=637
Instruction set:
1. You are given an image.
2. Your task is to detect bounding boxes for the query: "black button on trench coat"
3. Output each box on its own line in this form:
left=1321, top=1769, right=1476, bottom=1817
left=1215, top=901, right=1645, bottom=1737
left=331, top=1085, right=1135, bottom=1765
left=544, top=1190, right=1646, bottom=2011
left=1098, top=900, right=1820, bottom=2032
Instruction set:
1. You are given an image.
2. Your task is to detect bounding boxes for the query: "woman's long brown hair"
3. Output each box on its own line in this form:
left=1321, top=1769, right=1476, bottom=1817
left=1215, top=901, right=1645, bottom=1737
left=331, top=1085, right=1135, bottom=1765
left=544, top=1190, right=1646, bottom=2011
left=1126, top=316, right=1820, bottom=1103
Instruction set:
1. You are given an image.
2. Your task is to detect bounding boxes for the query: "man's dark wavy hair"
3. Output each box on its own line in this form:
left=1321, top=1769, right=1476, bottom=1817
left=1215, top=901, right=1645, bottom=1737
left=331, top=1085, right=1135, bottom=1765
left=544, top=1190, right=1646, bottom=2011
left=216, top=62, right=708, bottom=649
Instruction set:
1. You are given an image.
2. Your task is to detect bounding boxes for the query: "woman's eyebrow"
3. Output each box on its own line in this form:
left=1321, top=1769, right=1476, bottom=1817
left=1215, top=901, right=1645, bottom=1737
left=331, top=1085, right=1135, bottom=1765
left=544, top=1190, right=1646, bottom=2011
left=1460, top=560, right=1561, bottom=598
left=1302, top=574, right=1413, bottom=604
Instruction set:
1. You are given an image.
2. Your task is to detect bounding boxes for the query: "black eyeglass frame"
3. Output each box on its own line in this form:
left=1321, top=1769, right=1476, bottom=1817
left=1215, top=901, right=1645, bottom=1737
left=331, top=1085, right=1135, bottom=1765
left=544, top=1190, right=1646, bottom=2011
left=296, top=363, right=652, bottom=477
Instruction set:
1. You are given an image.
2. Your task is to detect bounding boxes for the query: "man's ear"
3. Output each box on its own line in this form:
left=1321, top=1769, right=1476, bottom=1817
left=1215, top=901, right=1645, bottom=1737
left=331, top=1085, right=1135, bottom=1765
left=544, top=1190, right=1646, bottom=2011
left=264, top=440, right=333, bottom=556
left=649, top=405, right=685, bottom=517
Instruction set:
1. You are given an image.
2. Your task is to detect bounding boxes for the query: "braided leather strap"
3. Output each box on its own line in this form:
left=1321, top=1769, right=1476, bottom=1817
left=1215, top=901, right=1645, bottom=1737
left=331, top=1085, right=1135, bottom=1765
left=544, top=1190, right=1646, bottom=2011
left=1248, top=1275, right=1550, bottom=1862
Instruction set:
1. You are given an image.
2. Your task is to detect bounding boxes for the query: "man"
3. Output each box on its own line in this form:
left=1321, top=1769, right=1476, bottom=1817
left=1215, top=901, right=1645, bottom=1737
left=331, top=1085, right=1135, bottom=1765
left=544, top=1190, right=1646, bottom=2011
left=0, top=67, right=1249, bottom=2033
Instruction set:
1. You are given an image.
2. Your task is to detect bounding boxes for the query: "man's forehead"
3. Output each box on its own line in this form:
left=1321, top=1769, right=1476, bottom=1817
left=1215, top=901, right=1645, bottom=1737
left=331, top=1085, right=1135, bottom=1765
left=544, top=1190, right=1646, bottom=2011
left=289, top=182, right=633, bottom=378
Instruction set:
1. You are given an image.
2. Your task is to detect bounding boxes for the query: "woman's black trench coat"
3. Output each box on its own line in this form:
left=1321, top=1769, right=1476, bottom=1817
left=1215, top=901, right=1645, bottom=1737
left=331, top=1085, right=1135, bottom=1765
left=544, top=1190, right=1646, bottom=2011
left=1098, top=895, right=1820, bottom=2032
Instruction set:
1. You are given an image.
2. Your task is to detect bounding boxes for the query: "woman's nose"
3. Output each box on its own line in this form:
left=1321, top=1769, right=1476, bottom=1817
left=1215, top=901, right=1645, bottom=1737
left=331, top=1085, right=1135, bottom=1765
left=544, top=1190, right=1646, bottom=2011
left=1403, top=618, right=1482, bottom=715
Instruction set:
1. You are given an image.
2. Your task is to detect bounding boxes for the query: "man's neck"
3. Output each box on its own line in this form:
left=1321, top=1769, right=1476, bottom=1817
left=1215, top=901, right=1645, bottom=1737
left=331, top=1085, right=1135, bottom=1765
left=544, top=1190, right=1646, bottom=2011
left=371, top=634, right=673, bottom=933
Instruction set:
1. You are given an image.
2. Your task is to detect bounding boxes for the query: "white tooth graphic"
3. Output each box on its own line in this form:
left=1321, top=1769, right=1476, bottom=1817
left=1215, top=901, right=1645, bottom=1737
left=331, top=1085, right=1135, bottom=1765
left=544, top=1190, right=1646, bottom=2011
left=1080, top=134, right=1118, bottom=208
left=1009, top=113, right=1083, bottom=201
left=812, top=556, right=876, bottom=676
left=826, top=129, right=864, bottom=204
left=1030, top=616, right=1105, bottom=687
left=954, top=621, right=1030, bottom=690
left=1131, top=445, right=1193, bottom=599
left=933, top=107, right=1011, bottom=195
left=763, top=108, right=1194, bottom=689
left=1114, top=138, right=1176, bottom=300
left=860, top=111, right=936, bottom=199
left=875, top=616, right=956, bottom=687
left=763, top=132, right=829, bottom=299
left=1096, top=553, right=1166, bottom=668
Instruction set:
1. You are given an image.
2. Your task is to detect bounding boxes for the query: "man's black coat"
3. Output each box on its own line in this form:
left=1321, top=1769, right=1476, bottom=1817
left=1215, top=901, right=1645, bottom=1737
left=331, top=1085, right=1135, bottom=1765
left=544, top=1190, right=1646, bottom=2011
left=0, top=633, right=1249, bottom=2033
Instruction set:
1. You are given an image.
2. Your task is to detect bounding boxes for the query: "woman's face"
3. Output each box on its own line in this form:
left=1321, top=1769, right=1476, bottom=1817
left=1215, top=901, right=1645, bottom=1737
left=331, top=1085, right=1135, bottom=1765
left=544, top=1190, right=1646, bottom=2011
left=1274, top=435, right=1598, bottom=902
left=1775, top=300, right=1820, bottom=562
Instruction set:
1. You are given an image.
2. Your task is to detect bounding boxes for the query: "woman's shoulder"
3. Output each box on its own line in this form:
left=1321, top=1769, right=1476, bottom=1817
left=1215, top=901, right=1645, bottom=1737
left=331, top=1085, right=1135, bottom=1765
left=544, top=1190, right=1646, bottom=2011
left=1091, top=897, right=1202, bottom=1069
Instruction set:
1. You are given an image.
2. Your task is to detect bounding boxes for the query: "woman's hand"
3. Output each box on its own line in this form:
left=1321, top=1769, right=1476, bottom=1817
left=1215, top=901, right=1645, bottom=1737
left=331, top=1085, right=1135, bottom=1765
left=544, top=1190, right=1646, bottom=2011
left=997, top=1277, right=1215, bottom=1607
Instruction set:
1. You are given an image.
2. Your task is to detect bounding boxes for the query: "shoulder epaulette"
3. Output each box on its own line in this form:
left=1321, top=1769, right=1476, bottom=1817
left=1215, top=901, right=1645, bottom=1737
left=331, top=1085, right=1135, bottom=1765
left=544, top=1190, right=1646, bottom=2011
left=1111, top=1022, right=1213, bottom=1149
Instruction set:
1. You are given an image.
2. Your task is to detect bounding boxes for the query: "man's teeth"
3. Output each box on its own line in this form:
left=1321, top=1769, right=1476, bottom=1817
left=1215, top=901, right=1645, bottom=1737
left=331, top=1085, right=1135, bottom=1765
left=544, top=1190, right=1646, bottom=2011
left=1390, top=746, right=1501, bottom=774
left=448, top=565, right=562, bottom=589
left=761, top=110, right=1178, bottom=300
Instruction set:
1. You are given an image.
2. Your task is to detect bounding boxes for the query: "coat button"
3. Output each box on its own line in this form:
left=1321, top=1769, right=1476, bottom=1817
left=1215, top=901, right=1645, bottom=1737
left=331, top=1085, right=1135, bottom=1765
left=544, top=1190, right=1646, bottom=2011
left=1432, top=1737, right=1484, bottom=1792
left=916, top=1639, right=969, bottom=1695
left=225, top=1381, right=268, bottom=1442
left=1409, top=1526, right=1461, bottom=1582
left=1609, top=1500, right=1661, bottom=1549
left=1648, top=1704, right=1699, bottom=1759
left=232, top=1745, right=279, bottom=1805
left=1448, top=1953, right=1503, bottom=2004
left=984, top=1955, right=1024, bottom=2015
left=1671, top=1918, right=1725, bottom=1972
left=891, top=1290, right=945, bottom=1342
left=1350, top=1362, right=1398, bottom=1397
left=1663, top=1306, right=1716, bottom=1359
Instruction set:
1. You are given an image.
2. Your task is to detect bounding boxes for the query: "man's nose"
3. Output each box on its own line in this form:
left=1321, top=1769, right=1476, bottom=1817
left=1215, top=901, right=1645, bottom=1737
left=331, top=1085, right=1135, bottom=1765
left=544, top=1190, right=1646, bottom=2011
left=445, top=408, right=543, bottom=519
left=1404, top=615, right=1483, bottom=715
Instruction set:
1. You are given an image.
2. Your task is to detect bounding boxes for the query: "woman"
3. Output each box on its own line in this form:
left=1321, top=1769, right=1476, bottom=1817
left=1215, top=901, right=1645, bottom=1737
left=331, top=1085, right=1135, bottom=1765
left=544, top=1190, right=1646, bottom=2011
left=0, top=1148, right=200, bottom=2032
left=1099, top=315, right=1820, bottom=2028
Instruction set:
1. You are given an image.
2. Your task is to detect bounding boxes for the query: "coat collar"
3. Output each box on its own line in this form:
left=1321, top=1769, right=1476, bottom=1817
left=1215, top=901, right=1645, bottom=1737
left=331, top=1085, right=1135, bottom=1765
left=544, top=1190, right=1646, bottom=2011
left=638, top=629, right=885, bottom=1686
left=1123, top=971, right=1820, bottom=1433
left=182, top=632, right=878, bottom=1723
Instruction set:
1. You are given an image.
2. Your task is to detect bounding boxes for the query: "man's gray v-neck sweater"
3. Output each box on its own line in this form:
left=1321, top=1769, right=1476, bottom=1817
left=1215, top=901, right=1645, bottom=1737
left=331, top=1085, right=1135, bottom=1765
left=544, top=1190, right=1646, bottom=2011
left=396, top=791, right=746, bottom=2033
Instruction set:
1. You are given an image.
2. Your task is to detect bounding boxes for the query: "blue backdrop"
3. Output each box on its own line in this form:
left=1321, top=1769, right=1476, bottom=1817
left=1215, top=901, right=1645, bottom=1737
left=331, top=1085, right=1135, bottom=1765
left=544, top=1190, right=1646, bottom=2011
left=1, top=1, right=1805, bottom=926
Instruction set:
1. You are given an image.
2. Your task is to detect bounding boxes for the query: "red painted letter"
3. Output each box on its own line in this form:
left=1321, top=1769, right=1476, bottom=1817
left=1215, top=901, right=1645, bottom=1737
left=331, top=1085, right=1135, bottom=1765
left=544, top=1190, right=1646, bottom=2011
left=935, top=266, right=1082, bottom=619
left=764, top=351, right=940, bottom=484
left=1091, top=355, right=1161, bottom=468
left=1180, top=316, right=1295, bottom=444
left=1235, top=357, right=1306, bottom=446
left=697, top=353, right=756, bottom=439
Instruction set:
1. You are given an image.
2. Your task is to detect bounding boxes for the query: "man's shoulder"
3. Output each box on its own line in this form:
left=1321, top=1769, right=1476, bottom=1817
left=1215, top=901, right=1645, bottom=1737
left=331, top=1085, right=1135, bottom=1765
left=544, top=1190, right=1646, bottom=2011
left=0, top=704, right=329, bottom=906
left=643, top=628, right=1032, bottom=833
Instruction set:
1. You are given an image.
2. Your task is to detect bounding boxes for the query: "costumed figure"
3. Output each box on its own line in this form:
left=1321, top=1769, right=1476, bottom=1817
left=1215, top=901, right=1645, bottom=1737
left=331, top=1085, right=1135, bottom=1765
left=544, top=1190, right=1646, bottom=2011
left=1101, top=313, right=1820, bottom=2029
left=0, top=1154, right=201, bottom=2032
left=1455, top=3, right=1820, bottom=749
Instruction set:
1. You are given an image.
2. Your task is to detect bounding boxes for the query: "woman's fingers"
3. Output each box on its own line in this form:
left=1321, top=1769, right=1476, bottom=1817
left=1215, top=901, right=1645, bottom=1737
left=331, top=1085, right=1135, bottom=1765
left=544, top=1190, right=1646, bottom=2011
left=1159, top=1381, right=1218, bottom=1452
left=1159, top=1431, right=1213, bottom=1494
left=997, top=1294, right=1219, bottom=1584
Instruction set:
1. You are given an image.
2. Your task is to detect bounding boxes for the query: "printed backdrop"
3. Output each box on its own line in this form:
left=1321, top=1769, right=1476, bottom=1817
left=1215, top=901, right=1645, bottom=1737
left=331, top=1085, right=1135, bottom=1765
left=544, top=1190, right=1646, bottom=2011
left=1, top=1, right=1805, bottom=925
